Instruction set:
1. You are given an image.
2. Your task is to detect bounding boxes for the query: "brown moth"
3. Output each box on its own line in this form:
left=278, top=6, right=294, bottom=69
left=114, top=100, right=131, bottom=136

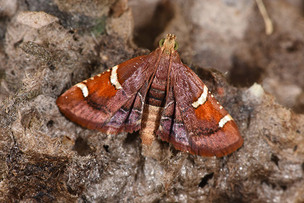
left=56, top=34, right=243, bottom=157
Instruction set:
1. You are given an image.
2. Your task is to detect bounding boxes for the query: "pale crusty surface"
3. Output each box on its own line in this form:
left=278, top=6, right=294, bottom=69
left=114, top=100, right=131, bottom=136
left=1, top=1, right=304, bottom=203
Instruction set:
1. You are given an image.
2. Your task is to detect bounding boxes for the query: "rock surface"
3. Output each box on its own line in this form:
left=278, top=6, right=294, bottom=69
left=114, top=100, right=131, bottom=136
left=0, top=0, right=303, bottom=202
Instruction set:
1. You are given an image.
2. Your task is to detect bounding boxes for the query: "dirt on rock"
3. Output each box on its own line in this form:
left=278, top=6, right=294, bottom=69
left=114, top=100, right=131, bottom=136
left=0, top=0, right=303, bottom=202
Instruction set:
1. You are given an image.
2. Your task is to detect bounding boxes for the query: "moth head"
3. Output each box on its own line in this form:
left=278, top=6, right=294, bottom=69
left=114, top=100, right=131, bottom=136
left=159, top=34, right=178, bottom=54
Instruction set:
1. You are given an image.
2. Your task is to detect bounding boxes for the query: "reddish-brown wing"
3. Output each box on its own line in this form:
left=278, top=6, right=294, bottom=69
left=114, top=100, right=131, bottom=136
left=56, top=50, right=160, bottom=133
left=99, top=82, right=149, bottom=134
left=160, top=63, right=243, bottom=157
left=157, top=82, right=192, bottom=153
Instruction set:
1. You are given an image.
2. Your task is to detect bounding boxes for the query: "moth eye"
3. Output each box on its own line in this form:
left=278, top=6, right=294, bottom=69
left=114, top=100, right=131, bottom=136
left=159, top=38, right=165, bottom=47
left=174, top=41, right=179, bottom=50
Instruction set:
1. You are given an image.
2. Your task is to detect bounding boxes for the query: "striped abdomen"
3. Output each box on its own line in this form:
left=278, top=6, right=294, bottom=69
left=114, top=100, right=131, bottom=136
left=140, top=58, right=169, bottom=145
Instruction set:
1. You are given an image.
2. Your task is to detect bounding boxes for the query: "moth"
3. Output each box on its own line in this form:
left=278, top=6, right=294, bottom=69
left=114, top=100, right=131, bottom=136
left=56, top=34, right=243, bottom=157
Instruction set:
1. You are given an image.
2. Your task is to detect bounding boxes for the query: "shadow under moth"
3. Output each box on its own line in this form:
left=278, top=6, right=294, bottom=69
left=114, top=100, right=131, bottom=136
left=56, top=34, right=243, bottom=157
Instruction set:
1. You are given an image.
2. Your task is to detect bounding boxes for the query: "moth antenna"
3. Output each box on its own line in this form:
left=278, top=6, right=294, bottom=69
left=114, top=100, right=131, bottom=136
left=165, top=47, right=174, bottom=103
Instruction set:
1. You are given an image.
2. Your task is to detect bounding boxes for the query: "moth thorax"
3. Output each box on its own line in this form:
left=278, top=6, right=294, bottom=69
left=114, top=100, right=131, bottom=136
left=140, top=104, right=163, bottom=145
